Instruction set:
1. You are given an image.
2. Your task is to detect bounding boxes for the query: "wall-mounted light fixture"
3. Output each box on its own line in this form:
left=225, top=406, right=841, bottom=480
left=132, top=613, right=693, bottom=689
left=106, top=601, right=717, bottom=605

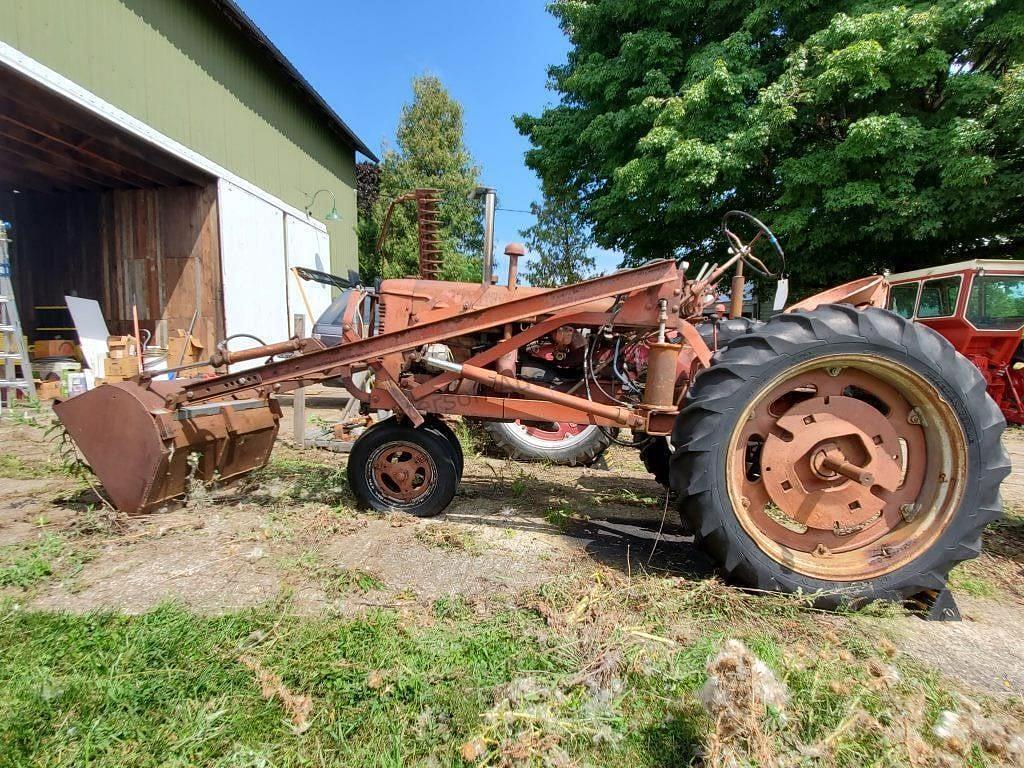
left=305, top=189, right=341, bottom=222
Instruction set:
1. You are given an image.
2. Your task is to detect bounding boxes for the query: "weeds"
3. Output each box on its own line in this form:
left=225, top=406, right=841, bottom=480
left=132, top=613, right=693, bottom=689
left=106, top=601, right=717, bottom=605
left=545, top=501, right=577, bottom=530
left=254, top=454, right=352, bottom=506
left=0, top=534, right=77, bottom=589
left=0, top=453, right=64, bottom=479
left=320, top=566, right=385, bottom=596
left=416, top=522, right=481, bottom=553
left=453, top=419, right=486, bottom=456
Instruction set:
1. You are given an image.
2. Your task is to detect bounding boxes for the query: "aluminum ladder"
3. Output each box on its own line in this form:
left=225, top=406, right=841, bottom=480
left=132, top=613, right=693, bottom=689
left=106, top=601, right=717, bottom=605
left=0, top=221, right=34, bottom=416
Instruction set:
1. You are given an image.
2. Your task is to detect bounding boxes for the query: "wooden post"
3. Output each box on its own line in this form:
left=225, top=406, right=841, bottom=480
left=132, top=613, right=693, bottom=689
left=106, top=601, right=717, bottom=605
left=292, top=313, right=306, bottom=450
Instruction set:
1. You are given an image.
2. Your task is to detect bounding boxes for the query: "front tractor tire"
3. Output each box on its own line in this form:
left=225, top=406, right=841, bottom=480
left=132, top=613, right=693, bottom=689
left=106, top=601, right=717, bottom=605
left=671, top=305, right=1009, bottom=607
left=348, top=418, right=459, bottom=517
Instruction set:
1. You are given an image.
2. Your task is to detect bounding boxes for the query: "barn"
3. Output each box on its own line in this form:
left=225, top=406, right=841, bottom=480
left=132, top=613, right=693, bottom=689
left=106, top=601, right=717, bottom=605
left=0, top=0, right=375, bottom=361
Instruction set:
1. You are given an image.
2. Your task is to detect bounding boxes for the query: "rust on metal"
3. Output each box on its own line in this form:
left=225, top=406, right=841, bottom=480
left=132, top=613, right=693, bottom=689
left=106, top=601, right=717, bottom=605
left=726, top=355, right=965, bottom=581
left=368, top=441, right=435, bottom=505
left=643, top=342, right=682, bottom=410
left=787, top=276, right=888, bottom=313
left=169, top=259, right=682, bottom=407
left=54, top=380, right=280, bottom=514
left=422, top=358, right=645, bottom=429
left=415, top=188, right=443, bottom=280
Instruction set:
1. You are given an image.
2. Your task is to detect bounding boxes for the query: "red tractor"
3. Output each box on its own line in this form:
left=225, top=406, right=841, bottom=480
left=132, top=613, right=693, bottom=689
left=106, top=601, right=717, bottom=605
left=884, top=260, right=1024, bottom=425
left=54, top=211, right=1010, bottom=610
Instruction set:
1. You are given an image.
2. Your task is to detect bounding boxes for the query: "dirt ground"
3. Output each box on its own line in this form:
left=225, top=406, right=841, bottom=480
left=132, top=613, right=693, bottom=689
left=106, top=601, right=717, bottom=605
left=2, top=400, right=1023, bottom=698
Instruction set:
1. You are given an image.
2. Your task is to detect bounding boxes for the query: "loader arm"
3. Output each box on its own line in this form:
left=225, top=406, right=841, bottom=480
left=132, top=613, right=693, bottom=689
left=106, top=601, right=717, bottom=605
left=167, top=259, right=684, bottom=407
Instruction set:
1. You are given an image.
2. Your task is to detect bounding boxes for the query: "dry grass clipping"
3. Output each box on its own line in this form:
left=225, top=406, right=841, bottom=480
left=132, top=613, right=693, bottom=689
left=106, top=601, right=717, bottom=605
left=933, top=695, right=1024, bottom=764
left=238, top=654, right=313, bottom=734
left=700, top=639, right=789, bottom=767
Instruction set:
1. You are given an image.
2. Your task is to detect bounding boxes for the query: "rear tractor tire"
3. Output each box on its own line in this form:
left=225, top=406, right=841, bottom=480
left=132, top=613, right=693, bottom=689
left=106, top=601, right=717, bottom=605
left=671, top=305, right=1009, bottom=607
left=483, top=420, right=612, bottom=466
left=348, top=418, right=459, bottom=517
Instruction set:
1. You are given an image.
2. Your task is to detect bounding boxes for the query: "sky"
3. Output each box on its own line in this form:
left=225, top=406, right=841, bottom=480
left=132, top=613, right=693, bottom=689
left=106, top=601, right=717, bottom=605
left=236, top=0, right=621, bottom=279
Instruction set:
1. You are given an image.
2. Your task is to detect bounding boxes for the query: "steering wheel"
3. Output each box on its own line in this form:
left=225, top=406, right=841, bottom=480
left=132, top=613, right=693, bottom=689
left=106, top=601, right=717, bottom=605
left=721, top=210, right=785, bottom=278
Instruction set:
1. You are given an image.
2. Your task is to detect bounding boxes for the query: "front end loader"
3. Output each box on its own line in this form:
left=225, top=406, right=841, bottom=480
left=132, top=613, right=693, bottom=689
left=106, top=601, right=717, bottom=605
left=55, top=212, right=1010, bottom=607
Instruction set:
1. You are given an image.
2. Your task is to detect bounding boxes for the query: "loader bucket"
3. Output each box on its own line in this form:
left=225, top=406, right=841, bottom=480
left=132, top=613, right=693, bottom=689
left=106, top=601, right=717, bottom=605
left=54, top=381, right=281, bottom=514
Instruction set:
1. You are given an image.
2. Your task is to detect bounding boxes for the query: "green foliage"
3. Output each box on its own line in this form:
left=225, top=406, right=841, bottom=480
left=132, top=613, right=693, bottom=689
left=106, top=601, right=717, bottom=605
left=0, top=534, right=64, bottom=589
left=360, top=76, right=483, bottom=283
left=0, top=603, right=560, bottom=766
left=0, top=580, right=1005, bottom=767
left=517, top=0, right=1024, bottom=295
left=520, top=193, right=597, bottom=286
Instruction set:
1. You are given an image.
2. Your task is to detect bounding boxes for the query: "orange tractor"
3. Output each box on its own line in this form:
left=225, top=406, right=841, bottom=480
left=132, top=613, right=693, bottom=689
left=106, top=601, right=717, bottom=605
left=55, top=211, right=1009, bottom=609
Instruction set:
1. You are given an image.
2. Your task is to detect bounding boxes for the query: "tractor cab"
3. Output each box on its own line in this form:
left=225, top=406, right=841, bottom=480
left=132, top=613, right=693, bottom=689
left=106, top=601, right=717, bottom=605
left=885, top=259, right=1024, bottom=423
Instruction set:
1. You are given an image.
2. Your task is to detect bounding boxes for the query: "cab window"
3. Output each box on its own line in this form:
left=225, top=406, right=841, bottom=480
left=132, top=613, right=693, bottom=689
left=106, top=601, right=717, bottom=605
left=967, top=276, right=1024, bottom=330
left=917, top=276, right=962, bottom=319
left=887, top=282, right=919, bottom=319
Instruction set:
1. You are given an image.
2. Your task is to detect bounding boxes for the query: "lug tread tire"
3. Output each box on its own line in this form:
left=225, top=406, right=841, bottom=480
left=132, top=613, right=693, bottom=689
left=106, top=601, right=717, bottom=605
left=483, top=421, right=612, bottom=466
left=671, top=304, right=1010, bottom=607
left=640, top=437, right=671, bottom=487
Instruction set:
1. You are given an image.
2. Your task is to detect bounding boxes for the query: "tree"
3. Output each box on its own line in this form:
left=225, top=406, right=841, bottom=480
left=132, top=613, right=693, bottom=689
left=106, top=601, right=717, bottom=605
left=361, top=76, right=483, bottom=283
left=516, top=1, right=1024, bottom=295
left=519, top=194, right=597, bottom=286
left=355, top=161, right=381, bottom=281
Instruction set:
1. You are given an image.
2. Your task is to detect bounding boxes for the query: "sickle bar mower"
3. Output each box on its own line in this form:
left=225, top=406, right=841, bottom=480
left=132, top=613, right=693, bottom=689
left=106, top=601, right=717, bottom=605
left=54, top=214, right=1009, bottom=606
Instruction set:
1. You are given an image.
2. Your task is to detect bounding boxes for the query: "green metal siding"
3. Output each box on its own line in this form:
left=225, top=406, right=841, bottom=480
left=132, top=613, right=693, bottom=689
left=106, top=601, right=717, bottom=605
left=1, top=0, right=358, bottom=276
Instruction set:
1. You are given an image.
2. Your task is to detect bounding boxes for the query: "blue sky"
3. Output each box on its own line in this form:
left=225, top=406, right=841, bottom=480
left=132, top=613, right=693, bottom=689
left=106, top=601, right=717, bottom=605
left=236, top=0, right=621, bottom=278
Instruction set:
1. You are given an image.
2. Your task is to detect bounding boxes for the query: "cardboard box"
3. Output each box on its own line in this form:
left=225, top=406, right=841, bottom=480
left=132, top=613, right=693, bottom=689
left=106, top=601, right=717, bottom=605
left=167, top=329, right=205, bottom=366
left=32, top=339, right=77, bottom=359
left=103, top=355, right=140, bottom=378
left=107, top=335, right=138, bottom=358
left=35, top=379, right=62, bottom=401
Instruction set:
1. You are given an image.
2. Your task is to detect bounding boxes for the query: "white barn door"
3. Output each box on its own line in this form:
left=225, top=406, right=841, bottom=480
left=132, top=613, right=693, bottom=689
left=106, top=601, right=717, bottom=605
left=284, top=214, right=333, bottom=332
left=217, top=180, right=288, bottom=362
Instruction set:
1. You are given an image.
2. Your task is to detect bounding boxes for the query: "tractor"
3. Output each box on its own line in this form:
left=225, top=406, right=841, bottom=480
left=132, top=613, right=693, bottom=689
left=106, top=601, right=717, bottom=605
left=884, top=260, right=1024, bottom=426
left=54, top=211, right=1010, bottom=608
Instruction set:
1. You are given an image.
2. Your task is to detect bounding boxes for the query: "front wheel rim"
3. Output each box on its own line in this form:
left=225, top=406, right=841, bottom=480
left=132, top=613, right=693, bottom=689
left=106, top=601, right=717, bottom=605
left=726, top=354, right=966, bottom=581
left=366, top=441, right=437, bottom=508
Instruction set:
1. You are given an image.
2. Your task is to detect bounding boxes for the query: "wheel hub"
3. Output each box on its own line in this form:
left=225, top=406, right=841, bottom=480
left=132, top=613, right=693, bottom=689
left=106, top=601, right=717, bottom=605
left=518, top=420, right=587, bottom=442
left=368, top=442, right=436, bottom=505
left=728, top=358, right=961, bottom=580
left=760, top=396, right=903, bottom=550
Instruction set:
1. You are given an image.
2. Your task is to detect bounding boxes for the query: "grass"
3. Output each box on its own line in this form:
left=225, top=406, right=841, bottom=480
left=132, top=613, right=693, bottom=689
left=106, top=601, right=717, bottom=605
left=280, top=550, right=386, bottom=597
left=0, top=533, right=91, bottom=591
left=415, top=522, right=481, bottom=554
left=323, top=568, right=385, bottom=595
left=0, top=452, right=65, bottom=480
left=249, top=453, right=353, bottom=508
left=948, top=566, right=998, bottom=598
left=544, top=500, right=577, bottom=530
left=452, top=419, right=486, bottom=457
left=0, top=534, right=66, bottom=589
left=1, top=569, right=1020, bottom=767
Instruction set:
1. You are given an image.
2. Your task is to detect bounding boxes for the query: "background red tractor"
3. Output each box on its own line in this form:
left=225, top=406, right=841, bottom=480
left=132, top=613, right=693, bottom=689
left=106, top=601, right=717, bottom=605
left=884, top=260, right=1024, bottom=425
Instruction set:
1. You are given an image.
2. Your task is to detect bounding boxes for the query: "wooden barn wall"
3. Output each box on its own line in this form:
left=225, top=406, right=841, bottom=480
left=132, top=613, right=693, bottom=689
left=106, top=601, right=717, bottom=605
left=100, top=183, right=223, bottom=351
left=0, top=189, right=103, bottom=341
left=0, top=184, right=222, bottom=352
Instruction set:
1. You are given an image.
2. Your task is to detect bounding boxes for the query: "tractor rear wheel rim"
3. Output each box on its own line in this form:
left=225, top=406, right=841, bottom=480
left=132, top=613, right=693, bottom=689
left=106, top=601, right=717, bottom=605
left=726, top=354, right=966, bottom=581
left=513, top=421, right=592, bottom=447
left=366, top=441, right=437, bottom=507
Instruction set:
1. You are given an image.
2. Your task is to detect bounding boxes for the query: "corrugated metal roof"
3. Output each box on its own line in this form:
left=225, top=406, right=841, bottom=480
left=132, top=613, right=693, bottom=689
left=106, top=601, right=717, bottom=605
left=211, top=0, right=378, bottom=163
